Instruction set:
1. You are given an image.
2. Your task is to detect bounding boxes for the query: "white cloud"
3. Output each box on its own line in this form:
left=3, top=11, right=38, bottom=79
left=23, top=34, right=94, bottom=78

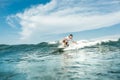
left=6, top=15, right=17, bottom=28
left=7, top=0, right=120, bottom=43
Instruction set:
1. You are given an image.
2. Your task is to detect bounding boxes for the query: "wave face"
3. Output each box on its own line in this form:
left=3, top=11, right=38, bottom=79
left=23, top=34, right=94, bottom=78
left=0, top=42, right=61, bottom=56
left=0, top=39, right=120, bottom=80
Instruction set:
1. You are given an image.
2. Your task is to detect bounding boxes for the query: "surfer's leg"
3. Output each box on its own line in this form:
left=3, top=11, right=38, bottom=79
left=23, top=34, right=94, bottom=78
left=66, top=42, right=69, bottom=47
left=63, top=40, right=68, bottom=47
left=62, top=40, right=65, bottom=46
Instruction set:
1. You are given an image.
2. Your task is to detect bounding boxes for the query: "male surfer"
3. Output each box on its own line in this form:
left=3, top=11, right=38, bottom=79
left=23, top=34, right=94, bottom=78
left=62, top=34, right=77, bottom=47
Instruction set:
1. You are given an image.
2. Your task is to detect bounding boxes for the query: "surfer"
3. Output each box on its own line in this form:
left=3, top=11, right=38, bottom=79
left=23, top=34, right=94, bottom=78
left=62, top=34, right=77, bottom=47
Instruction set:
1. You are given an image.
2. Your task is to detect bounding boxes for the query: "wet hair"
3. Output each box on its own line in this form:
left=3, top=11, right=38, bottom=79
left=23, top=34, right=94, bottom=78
left=69, top=34, right=73, bottom=37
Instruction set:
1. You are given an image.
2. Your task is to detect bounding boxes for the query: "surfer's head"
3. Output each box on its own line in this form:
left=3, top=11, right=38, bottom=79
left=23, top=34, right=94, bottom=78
left=69, top=34, right=73, bottom=39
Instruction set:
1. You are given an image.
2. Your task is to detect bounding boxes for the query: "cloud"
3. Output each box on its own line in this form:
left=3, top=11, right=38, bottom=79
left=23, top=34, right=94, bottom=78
left=6, top=15, right=17, bottom=28
left=7, top=0, right=120, bottom=43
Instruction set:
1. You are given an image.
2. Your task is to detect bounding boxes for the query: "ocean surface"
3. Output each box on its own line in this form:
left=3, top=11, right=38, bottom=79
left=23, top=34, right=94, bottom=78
left=0, top=39, right=120, bottom=80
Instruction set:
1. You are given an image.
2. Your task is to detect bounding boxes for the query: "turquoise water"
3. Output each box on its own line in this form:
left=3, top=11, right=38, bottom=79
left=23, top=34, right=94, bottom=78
left=0, top=40, right=120, bottom=80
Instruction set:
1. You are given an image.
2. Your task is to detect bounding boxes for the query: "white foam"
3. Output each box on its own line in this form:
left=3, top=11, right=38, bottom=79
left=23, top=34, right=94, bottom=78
left=63, top=36, right=119, bottom=51
left=48, top=41, right=57, bottom=44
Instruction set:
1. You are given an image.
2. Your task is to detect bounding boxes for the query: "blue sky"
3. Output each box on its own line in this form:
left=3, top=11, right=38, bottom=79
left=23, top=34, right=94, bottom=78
left=0, top=0, right=50, bottom=44
left=0, top=0, right=120, bottom=44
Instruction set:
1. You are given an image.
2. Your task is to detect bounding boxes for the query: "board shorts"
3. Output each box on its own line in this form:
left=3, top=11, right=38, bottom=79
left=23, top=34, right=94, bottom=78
left=63, top=40, right=69, bottom=47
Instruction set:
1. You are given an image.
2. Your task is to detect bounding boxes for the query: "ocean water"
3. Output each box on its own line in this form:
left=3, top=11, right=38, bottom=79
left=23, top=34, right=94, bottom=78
left=0, top=39, right=120, bottom=80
